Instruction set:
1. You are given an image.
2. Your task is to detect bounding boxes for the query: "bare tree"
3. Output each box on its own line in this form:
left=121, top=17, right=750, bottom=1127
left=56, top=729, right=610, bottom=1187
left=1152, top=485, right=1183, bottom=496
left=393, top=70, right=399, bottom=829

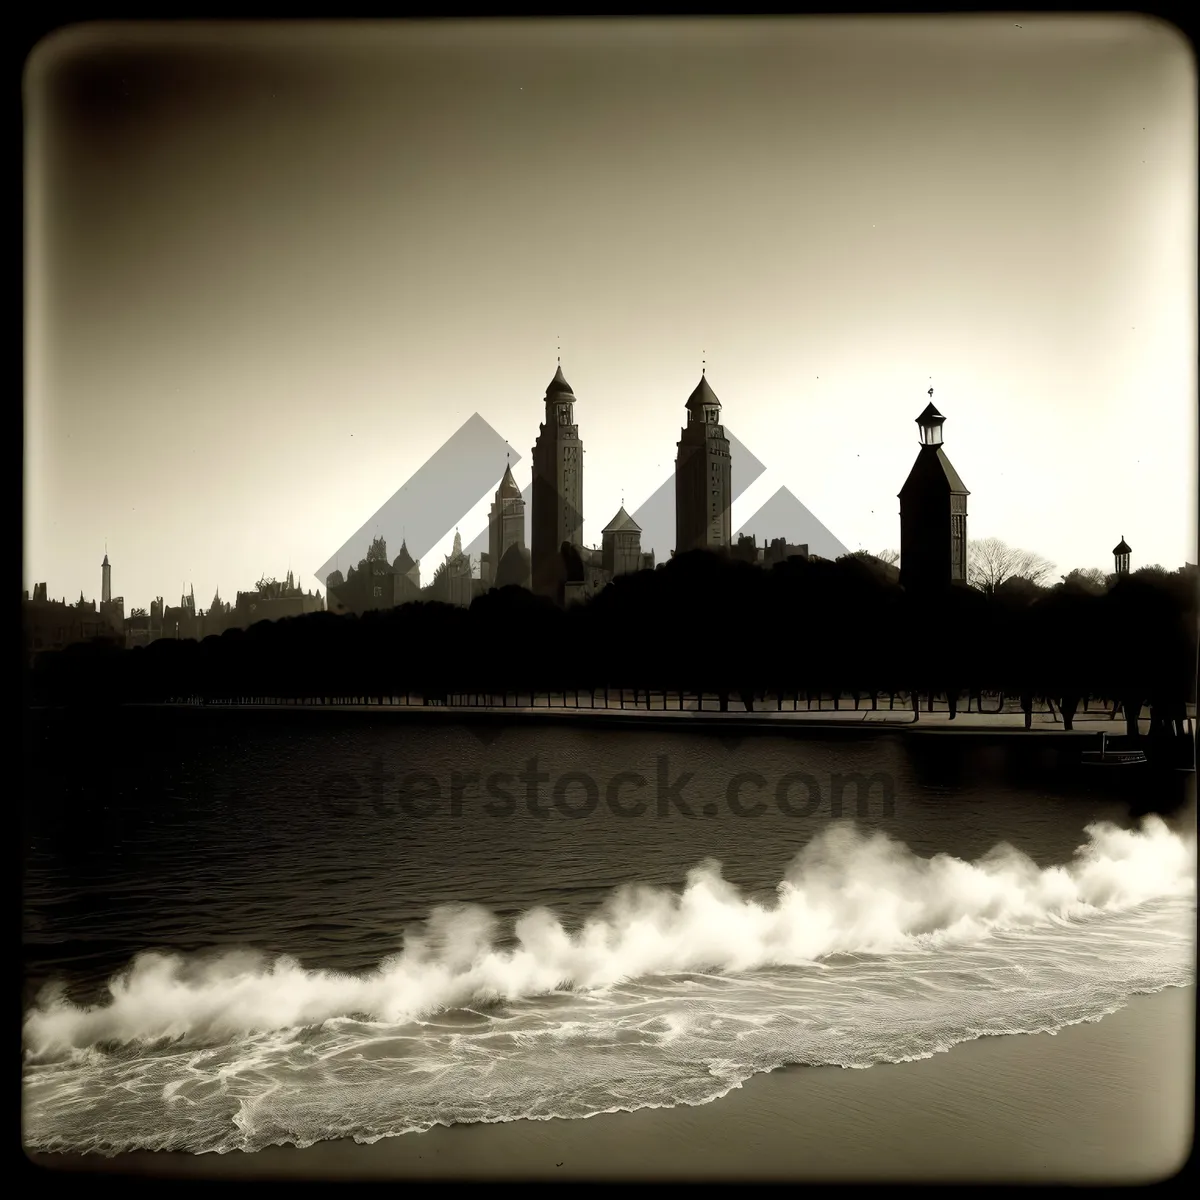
left=844, top=550, right=900, bottom=578
left=1060, top=566, right=1107, bottom=593
left=968, top=537, right=1056, bottom=595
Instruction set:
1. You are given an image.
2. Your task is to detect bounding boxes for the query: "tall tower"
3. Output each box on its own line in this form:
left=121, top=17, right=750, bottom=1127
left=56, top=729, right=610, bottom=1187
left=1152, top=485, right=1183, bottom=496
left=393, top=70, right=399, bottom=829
left=489, top=461, right=527, bottom=582
left=531, top=363, right=584, bottom=598
left=1113, top=536, right=1132, bottom=576
left=101, top=552, right=112, bottom=603
left=674, top=372, right=732, bottom=555
left=898, top=395, right=969, bottom=592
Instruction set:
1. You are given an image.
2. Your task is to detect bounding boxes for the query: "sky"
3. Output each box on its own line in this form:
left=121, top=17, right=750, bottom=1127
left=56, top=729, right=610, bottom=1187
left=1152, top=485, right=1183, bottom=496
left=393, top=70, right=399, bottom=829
left=24, top=16, right=1196, bottom=610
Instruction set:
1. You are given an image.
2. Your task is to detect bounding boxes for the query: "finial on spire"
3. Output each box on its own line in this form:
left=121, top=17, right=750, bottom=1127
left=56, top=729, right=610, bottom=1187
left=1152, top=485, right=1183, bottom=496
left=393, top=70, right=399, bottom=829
left=557, top=335, right=561, bottom=365
left=702, top=348, right=706, bottom=376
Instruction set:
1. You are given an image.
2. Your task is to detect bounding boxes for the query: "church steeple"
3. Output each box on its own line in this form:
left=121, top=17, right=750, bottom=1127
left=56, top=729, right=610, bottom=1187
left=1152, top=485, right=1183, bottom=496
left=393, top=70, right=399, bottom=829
left=898, top=390, right=969, bottom=591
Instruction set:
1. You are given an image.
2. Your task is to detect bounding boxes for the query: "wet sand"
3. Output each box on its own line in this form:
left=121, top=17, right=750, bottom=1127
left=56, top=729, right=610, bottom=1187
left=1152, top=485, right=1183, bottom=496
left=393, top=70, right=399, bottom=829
left=28, top=985, right=1194, bottom=1183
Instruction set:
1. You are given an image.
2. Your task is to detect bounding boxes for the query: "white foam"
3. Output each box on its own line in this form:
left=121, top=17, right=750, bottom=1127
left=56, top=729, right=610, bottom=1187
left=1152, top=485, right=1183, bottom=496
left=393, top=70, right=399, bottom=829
left=21, top=817, right=1196, bottom=1155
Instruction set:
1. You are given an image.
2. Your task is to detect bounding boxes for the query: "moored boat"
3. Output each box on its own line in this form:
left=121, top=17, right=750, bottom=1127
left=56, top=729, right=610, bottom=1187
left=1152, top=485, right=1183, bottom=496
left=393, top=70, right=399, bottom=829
left=1081, top=732, right=1147, bottom=766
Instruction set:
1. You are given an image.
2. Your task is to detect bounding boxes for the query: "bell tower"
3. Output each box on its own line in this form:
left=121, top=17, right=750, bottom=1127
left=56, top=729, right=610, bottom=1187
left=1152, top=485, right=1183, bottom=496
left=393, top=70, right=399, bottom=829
left=1113, top=536, right=1131, bottom=576
left=898, top=390, right=970, bottom=592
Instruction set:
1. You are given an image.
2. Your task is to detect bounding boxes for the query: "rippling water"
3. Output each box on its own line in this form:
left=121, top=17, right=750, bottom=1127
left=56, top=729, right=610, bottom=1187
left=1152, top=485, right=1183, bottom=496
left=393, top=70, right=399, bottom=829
left=22, top=710, right=1196, bottom=1155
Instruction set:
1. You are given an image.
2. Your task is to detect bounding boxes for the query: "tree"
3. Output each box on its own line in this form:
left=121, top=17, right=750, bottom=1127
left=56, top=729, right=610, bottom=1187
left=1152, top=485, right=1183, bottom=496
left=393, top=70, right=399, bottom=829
left=874, top=549, right=900, bottom=566
left=968, top=537, right=1056, bottom=596
left=1060, top=567, right=1107, bottom=594
left=843, top=550, right=900, bottom=584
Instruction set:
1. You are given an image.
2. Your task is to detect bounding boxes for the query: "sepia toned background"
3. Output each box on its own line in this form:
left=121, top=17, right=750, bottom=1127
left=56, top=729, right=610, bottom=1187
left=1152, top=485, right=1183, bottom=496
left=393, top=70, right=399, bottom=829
left=24, top=16, right=1196, bottom=611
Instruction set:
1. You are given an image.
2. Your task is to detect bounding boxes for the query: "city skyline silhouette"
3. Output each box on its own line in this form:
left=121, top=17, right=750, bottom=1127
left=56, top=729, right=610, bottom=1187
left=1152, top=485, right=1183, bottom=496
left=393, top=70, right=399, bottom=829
left=24, top=17, right=1196, bottom=610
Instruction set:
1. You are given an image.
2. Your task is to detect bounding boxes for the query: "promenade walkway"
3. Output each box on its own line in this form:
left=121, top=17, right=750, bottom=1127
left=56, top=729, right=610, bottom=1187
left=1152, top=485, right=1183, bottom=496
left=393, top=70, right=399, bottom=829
left=160, top=697, right=1196, bottom=738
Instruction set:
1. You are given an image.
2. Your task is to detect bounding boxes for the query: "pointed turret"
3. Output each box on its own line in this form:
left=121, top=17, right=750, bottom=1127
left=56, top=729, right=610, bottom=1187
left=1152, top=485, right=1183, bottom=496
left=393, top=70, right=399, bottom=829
left=602, top=505, right=641, bottom=534
left=602, top=504, right=646, bottom=577
left=393, top=539, right=416, bottom=573
left=546, top=364, right=575, bottom=398
left=685, top=373, right=721, bottom=412
left=497, top=462, right=522, bottom=499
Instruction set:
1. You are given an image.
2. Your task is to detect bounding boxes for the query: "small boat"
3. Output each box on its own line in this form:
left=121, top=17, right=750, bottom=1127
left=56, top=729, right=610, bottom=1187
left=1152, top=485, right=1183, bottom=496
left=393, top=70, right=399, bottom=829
left=1081, top=732, right=1147, bottom=766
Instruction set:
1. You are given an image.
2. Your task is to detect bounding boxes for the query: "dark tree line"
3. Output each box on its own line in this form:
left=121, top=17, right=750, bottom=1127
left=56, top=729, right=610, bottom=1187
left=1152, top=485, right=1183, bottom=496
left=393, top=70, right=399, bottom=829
left=25, top=552, right=1198, bottom=739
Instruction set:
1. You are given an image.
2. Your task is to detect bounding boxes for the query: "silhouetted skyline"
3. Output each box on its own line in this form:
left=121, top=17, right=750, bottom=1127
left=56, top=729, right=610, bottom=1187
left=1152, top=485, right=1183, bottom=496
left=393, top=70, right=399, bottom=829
left=24, top=17, right=1196, bottom=609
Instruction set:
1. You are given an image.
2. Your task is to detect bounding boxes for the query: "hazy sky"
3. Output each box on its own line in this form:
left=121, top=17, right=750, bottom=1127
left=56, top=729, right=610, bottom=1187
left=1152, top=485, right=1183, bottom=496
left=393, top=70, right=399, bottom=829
left=25, top=16, right=1196, bottom=609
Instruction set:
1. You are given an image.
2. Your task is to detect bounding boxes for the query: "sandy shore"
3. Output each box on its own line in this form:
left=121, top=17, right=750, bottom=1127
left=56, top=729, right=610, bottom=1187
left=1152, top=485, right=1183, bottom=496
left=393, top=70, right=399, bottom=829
left=27, top=985, right=1193, bottom=1184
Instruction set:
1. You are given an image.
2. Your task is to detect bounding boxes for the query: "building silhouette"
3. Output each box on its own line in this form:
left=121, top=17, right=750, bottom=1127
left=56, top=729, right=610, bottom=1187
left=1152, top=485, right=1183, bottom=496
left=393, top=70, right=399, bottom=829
left=24, top=551, right=323, bottom=660
left=98, top=551, right=125, bottom=634
left=393, top=541, right=421, bottom=603
left=731, top=534, right=810, bottom=567
left=326, top=537, right=418, bottom=615
left=161, top=585, right=198, bottom=642
left=23, top=579, right=124, bottom=662
left=531, top=364, right=584, bottom=599
left=559, top=505, right=656, bottom=605
left=601, top=506, right=652, bottom=578
left=898, top=395, right=969, bottom=592
left=482, top=462, right=530, bottom=590
left=1113, top=536, right=1132, bottom=576
left=226, top=571, right=323, bottom=629
left=675, top=372, right=732, bottom=556
left=443, top=530, right=475, bottom=607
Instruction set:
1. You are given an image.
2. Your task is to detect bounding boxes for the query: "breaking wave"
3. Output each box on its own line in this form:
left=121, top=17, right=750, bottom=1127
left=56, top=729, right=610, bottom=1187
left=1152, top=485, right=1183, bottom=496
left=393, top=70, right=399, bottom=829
left=23, top=817, right=1195, bottom=1155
